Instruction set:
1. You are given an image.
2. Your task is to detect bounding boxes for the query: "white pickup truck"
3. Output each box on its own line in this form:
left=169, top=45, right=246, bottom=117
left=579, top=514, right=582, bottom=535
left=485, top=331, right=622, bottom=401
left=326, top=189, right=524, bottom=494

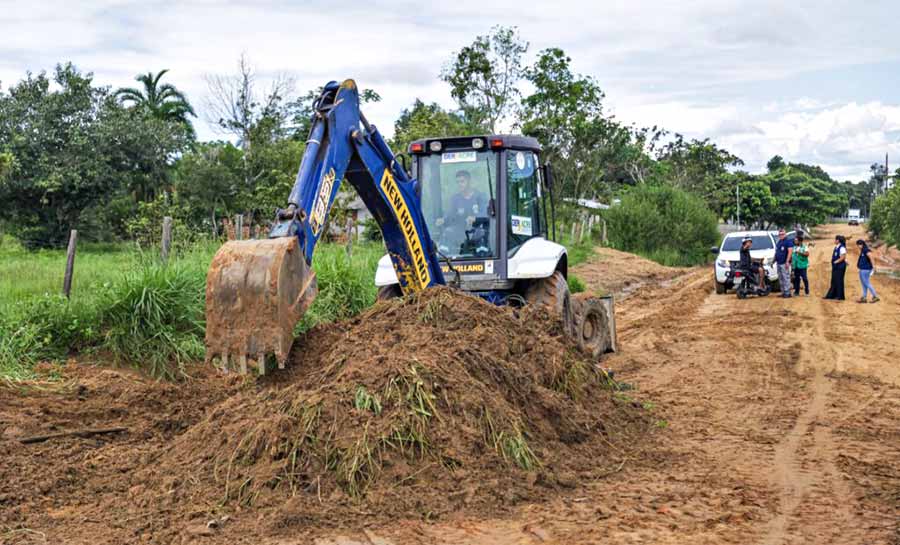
left=711, top=231, right=779, bottom=294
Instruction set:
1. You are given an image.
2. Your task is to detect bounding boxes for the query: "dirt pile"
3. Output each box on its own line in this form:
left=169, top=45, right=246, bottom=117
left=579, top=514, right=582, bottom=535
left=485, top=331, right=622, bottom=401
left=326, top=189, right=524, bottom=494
left=148, top=287, right=651, bottom=529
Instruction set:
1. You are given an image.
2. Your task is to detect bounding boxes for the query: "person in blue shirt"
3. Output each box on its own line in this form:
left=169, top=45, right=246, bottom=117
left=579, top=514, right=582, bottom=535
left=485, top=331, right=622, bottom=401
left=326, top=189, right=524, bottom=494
left=824, top=235, right=848, bottom=300
left=855, top=239, right=880, bottom=303
left=774, top=228, right=794, bottom=298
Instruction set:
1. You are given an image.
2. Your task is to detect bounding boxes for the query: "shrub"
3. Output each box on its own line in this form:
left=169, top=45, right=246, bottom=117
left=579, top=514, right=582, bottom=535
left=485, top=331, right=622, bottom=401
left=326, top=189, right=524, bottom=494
left=605, top=184, right=719, bottom=266
left=98, top=263, right=206, bottom=379
left=0, top=294, right=100, bottom=379
left=869, top=186, right=900, bottom=246
left=568, top=274, right=586, bottom=294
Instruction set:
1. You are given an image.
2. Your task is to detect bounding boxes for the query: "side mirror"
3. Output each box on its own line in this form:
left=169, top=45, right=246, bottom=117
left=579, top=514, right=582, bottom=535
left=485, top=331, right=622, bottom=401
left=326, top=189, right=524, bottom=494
left=710, top=247, right=720, bottom=254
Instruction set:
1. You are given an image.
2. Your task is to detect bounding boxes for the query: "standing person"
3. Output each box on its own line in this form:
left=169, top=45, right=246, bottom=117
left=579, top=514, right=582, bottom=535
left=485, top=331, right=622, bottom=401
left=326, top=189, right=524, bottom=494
left=856, top=239, right=880, bottom=303
left=774, top=228, right=794, bottom=298
left=792, top=234, right=810, bottom=296
left=824, top=235, right=848, bottom=300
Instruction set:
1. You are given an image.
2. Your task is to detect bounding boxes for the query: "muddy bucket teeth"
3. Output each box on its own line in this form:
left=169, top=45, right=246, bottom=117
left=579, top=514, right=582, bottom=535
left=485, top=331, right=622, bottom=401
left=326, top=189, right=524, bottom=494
left=204, top=237, right=316, bottom=374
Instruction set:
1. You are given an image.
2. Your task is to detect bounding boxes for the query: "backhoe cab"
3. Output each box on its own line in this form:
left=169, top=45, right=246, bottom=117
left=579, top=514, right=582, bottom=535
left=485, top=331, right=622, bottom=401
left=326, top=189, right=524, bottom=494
left=375, top=135, right=616, bottom=356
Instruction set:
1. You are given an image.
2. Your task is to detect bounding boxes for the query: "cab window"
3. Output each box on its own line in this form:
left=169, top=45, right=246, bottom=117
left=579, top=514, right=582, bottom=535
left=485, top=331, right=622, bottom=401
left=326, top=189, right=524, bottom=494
left=507, top=150, right=541, bottom=254
left=419, top=150, right=498, bottom=259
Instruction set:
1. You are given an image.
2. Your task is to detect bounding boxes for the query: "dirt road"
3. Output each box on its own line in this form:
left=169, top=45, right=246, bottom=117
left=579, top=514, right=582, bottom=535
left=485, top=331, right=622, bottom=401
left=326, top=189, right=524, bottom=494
left=374, top=225, right=900, bottom=544
left=2, top=225, right=898, bottom=544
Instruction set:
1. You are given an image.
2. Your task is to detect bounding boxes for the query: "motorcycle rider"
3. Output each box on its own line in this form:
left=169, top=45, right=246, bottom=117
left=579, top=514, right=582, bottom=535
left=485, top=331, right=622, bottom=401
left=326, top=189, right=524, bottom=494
left=739, top=237, right=767, bottom=290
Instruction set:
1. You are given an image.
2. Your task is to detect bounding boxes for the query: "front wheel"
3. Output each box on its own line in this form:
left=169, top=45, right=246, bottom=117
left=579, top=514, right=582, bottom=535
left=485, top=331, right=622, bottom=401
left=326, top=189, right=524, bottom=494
left=525, top=271, right=575, bottom=336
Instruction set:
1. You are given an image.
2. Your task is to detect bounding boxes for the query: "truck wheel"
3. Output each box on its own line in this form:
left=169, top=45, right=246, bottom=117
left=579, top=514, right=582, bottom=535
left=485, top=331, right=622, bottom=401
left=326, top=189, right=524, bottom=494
left=376, top=284, right=403, bottom=301
left=715, top=279, right=726, bottom=294
left=525, top=271, right=575, bottom=336
left=572, top=294, right=611, bottom=359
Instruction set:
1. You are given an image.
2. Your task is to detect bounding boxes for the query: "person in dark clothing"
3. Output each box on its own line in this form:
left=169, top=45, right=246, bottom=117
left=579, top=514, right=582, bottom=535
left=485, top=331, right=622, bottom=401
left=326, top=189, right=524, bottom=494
left=856, top=239, right=880, bottom=303
left=824, top=235, right=847, bottom=300
left=738, top=237, right=766, bottom=289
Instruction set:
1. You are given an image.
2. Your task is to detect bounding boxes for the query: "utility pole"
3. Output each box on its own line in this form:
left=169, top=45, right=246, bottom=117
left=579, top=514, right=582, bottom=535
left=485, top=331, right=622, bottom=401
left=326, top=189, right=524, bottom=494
left=736, top=183, right=741, bottom=228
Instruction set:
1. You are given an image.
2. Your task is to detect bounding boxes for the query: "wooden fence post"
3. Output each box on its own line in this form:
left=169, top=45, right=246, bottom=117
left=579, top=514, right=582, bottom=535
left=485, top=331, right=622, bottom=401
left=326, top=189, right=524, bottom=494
left=579, top=218, right=587, bottom=243
left=602, top=219, right=608, bottom=244
left=161, top=216, right=173, bottom=264
left=570, top=222, right=577, bottom=242
left=63, top=230, right=78, bottom=298
left=235, top=214, right=243, bottom=241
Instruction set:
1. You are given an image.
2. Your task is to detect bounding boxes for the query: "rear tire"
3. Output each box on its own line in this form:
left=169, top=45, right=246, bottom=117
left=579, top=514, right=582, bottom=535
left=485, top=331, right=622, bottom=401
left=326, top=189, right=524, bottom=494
left=715, top=279, right=726, bottom=294
left=525, top=271, right=575, bottom=336
left=376, top=284, right=403, bottom=301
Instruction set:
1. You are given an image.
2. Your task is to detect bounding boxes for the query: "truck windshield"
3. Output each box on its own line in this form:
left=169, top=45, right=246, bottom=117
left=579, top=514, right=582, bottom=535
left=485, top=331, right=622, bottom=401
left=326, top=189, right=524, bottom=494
left=418, top=150, right=497, bottom=259
left=722, top=235, right=773, bottom=251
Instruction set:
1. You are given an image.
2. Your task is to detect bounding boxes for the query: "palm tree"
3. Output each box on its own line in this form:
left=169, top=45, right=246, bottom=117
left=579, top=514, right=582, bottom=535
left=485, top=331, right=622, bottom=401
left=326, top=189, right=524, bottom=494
left=116, top=69, right=197, bottom=137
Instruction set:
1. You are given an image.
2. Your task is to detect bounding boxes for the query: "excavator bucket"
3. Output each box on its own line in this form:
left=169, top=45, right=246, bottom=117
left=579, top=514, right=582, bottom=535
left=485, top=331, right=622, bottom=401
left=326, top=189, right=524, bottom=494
left=205, top=237, right=316, bottom=374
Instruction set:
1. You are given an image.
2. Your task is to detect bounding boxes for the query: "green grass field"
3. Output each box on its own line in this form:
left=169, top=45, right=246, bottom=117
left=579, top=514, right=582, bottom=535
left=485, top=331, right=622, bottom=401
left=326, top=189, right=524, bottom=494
left=0, top=231, right=600, bottom=381
left=0, top=237, right=384, bottom=380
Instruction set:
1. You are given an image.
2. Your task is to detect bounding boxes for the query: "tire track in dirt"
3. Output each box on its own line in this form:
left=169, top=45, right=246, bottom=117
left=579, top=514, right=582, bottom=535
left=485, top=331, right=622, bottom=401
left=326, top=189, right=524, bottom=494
left=761, top=224, right=897, bottom=545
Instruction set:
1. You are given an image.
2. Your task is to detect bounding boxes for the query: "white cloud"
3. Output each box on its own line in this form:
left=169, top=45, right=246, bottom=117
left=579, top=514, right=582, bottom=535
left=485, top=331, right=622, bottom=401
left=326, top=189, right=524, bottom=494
left=1, top=0, right=899, bottom=180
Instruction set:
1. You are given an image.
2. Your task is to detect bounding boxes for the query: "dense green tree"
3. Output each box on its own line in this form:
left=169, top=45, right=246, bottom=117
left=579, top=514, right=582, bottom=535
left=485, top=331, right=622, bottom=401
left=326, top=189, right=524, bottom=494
left=115, top=69, right=196, bottom=138
left=720, top=173, right=776, bottom=228
left=442, top=26, right=528, bottom=132
left=389, top=99, right=469, bottom=154
left=521, top=47, right=651, bottom=200
left=763, top=167, right=846, bottom=228
left=0, top=64, right=187, bottom=246
left=655, top=136, right=744, bottom=216
left=869, top=178, right=900, bottom=245
left=766, top=155, right=785, bottom=172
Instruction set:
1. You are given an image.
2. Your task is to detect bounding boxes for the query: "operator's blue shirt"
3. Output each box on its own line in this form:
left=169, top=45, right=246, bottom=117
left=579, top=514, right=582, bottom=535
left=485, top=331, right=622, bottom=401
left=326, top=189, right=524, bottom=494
left=775, top=238, right=794, bottom=265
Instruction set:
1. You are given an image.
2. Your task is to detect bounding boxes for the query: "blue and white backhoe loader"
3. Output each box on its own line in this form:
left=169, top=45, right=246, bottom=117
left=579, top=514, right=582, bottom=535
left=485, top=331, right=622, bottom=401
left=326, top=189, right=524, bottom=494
left=204, top=80, right=615, bottom=374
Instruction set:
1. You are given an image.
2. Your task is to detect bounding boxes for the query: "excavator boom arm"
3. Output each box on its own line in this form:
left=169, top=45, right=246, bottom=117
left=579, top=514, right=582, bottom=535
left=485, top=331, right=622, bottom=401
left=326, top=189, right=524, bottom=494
left=276, top=79, right=444, bottom=291
left=205, top=79, right=444, bottom=373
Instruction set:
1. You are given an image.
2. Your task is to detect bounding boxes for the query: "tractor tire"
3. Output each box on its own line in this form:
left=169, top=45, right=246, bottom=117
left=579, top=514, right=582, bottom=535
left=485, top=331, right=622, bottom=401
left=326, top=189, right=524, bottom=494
left=572, top=293, right=612, bottom=359
left=525, top=271, right=575, bottom=336
left=715, top=279, right=726, bottom=294
left=376, top=284, right=403, bottom=301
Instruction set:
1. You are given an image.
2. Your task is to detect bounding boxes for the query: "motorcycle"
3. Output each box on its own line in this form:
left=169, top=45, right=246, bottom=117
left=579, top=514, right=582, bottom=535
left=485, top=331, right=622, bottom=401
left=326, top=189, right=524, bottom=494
left=726, top=263, right=771, bottom=299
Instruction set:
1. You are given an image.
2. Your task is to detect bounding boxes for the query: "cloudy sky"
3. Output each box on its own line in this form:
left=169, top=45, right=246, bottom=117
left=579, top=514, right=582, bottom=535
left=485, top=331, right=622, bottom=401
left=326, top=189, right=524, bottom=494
left=2, top=0, right=899, bottom=181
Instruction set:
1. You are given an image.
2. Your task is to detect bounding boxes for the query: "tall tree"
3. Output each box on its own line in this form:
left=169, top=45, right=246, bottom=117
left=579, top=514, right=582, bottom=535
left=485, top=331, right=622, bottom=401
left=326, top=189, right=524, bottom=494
left=389, top=99, right=469, bottom=154
left=656, top=136, right=744, bottom=216
left=115, top=69, right=196, bottom=138
left=720, top=173, right=776, bottom=228
left=520, top=47, right=649, bottom=200
left=203, top=54, right=295, bottom=150
left=442, top=26, right=528, bottom=133
left=0, top=64, right=187, bottom=246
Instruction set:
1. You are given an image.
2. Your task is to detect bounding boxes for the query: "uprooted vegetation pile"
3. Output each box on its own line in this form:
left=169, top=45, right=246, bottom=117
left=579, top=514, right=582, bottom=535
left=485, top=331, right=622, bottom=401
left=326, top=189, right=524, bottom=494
left=150, top=287, right=652, bottom=525
left=1, top=288, right=653, bottom=542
